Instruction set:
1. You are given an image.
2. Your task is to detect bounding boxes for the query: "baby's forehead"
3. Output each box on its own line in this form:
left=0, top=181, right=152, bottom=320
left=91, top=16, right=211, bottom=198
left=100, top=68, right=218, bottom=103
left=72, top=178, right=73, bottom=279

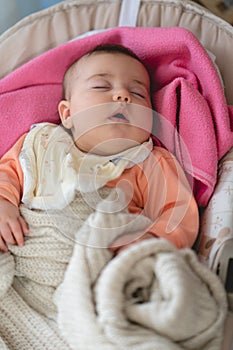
left=69, top=51, right=107, bottom=76
left=65, top=50, right=151, bottom=92
left=76, top=50, right=121, bottom=67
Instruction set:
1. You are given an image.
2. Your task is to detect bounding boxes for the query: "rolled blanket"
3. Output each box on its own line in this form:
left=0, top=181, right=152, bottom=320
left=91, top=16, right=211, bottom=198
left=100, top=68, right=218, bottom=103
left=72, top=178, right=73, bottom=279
left=0, top=186, right=228, bottom=350
left=0, top=187, right=228, bottom=350
left=56, top=192, right=228, bottom=350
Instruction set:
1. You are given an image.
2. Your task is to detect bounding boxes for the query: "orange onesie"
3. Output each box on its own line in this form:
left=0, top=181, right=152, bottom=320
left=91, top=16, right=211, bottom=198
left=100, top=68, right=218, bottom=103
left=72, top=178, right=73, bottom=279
left=0, top=133, right=199, bottom=251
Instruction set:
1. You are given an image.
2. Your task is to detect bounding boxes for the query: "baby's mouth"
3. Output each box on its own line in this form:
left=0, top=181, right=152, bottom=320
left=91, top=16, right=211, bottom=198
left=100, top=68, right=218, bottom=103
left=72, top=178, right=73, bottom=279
left=108, top=112, right=129, bottom=123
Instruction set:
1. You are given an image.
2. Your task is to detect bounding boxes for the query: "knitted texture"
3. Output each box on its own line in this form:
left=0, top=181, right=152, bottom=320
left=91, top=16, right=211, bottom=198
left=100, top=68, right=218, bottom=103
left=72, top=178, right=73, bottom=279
left=0, top=252, right=14, bottom=299
left=0, top=187, right=110, bottom=349
left=56, top=193, right=228, bottom=350
left=8, top=187, right=111, bottom=318
left=0, top=287, right=71, bottom=350
left=0, top=188, right=227, bottom=349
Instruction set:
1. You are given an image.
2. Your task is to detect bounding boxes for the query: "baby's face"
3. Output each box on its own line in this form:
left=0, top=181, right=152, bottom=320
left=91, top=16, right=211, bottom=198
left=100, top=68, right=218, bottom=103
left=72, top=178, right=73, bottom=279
left=59, top=52, right=153, bottom=155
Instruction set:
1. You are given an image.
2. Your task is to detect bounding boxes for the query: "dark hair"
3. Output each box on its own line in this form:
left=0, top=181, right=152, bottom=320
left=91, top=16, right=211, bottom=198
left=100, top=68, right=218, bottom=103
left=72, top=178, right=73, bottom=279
left=86, top=43, right=142, bottom=62
left=62, top=43, right=150, bottom=99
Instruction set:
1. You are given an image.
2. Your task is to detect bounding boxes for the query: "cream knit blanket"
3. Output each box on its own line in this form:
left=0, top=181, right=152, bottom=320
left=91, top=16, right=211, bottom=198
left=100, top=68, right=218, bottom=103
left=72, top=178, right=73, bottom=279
left=56, top=190, right=227, bottom=350
left=0, top=189, right=228, bottom=350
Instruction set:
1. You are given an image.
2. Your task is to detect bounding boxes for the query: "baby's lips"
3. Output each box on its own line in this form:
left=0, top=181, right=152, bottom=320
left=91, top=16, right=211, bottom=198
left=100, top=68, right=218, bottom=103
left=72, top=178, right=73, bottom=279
left=108, top=113, right=129, bottom=123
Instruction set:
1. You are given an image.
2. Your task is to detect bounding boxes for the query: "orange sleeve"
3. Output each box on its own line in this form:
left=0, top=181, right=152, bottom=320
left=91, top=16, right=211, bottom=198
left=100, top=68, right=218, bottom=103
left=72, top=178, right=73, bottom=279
left=140, top=148, right=199, bottom=249
left=0, top=134, right=27, bottom=206
left=108, top=147, right=199, bottom=253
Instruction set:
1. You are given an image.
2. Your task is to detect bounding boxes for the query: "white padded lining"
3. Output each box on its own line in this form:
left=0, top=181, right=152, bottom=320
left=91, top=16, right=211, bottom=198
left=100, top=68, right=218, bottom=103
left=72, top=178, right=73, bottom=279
left=118, top=0, right=141, bottom=26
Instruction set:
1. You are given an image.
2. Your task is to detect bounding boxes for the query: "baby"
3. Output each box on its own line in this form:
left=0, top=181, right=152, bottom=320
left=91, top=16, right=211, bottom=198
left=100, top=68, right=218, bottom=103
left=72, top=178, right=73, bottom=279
left=0, top=43, right=199, bottom=253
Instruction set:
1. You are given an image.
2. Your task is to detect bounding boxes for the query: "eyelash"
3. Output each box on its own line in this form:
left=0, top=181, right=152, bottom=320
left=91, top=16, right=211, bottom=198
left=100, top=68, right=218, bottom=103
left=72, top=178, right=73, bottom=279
left=92, top=86, right=146, bottom=99
left=132, top=92, right=145, bottom=99
left=93, top=86, right=109, bottom=89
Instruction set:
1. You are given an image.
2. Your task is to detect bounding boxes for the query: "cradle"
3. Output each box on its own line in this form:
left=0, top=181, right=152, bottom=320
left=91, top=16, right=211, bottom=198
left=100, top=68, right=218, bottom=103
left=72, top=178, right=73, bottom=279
left=0, top=0, right=233, bottom=349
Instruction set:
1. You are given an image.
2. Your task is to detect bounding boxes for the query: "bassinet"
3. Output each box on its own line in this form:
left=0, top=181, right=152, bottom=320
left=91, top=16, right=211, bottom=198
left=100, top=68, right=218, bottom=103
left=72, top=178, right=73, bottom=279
left=0, top=0, right=233, bottom=349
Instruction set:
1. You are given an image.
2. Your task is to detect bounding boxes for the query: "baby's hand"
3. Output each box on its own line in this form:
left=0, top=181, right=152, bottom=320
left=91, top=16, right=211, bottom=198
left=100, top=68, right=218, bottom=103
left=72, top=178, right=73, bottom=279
left=0, top=198, right=29, bottom=252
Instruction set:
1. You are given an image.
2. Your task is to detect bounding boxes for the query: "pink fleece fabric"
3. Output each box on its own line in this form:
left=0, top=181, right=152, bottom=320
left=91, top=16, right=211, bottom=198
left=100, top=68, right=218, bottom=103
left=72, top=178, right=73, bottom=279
left=0, top=26, right=233, bottom=206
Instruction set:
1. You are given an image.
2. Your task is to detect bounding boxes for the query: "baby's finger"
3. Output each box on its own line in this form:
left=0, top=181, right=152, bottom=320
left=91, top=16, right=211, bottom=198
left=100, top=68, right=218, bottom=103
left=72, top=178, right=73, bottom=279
left=8, top=221, right=25, bottom=247
left=18, top=216, right=29, bottom=235
left=0, top=236, right=9, bottom=252
left=0, top=224, right=16, bottom=245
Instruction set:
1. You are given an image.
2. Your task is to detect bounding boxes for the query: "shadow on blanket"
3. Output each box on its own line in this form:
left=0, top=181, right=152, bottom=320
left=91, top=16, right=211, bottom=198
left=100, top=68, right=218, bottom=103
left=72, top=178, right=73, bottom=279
left=0, top=189, right=228, bottom=350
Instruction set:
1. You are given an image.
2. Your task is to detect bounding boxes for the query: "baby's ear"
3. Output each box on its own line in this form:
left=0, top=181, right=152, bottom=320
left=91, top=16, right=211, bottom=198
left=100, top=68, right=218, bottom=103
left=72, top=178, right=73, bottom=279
left=58, top=100, right=73, bottom=129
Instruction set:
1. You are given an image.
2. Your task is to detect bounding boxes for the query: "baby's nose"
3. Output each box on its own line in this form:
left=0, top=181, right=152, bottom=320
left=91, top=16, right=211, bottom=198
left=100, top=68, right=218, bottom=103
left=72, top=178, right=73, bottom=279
left=113, top=91, right=131, bottom=103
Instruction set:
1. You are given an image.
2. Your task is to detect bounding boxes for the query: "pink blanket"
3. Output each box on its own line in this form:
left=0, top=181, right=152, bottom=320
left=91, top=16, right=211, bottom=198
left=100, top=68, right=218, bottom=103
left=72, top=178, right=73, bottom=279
left=0, top=26, right=233, bottom=206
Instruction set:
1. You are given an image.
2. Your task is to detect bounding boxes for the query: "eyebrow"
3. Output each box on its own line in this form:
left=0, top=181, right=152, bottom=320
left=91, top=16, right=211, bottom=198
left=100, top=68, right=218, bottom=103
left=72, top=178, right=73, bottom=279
left=86, top=73, right=113, bottom=81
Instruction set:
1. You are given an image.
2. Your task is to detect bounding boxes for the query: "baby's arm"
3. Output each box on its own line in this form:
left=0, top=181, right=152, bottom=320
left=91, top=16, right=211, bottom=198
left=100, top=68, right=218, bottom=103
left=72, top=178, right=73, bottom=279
left=144, top=150, right=199, bottom=248
left=0, top=134, right=29, bottom=251
left=109, top=148, right=199, bottom=254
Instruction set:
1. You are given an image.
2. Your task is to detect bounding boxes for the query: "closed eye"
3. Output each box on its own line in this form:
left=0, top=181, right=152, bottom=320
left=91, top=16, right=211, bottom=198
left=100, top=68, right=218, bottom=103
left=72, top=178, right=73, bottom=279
left=92, top=86, right=110, bottom=90
left=132, top=91, right=146, bottom=99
